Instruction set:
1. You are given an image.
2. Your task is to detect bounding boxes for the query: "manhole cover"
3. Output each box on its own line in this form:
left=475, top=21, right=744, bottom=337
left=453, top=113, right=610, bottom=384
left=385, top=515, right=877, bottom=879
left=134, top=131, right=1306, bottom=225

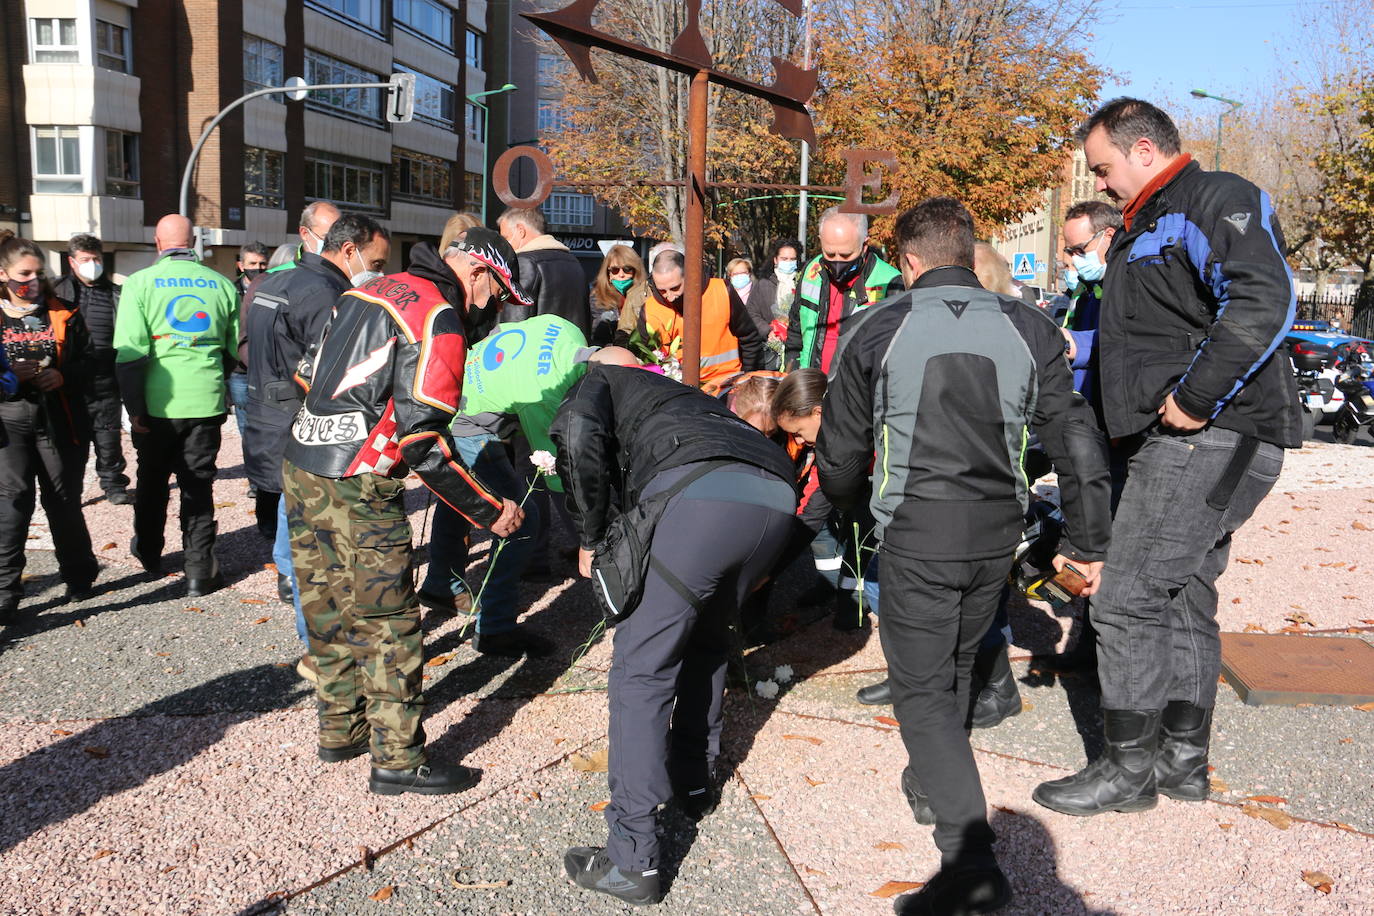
left=1220, top=633, right=1374, bottom=706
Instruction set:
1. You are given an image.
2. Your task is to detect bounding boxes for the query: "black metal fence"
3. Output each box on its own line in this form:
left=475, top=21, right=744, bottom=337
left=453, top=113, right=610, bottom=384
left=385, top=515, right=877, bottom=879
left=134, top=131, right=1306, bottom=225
left=1296, top=283, right=1374, bottom=339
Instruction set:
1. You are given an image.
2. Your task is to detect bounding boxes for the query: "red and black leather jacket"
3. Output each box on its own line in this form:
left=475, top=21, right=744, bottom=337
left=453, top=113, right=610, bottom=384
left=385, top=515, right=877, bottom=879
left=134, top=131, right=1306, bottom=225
left=283, top=244, right=503, bottom=527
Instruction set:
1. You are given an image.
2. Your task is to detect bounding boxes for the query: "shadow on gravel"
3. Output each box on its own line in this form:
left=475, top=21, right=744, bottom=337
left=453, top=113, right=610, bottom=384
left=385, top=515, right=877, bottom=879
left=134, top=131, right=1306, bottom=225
left=0, top=662, right=307, bottom=856
left=0, top=570, right=180, bottom=659
left=992, top=809, right=1119, bottom=915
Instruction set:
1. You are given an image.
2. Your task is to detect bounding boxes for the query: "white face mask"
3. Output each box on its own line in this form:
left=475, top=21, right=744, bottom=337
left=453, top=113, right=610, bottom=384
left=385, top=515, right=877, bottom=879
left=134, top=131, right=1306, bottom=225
left=730, top=274, right=751, bottom=291
left=77, top=260, right=104, bottom=282
left=776, top=259, right=798, bottom=276
left=307, top=228, right=326, bottom=255
left=349, top=249, right=382, bottom=287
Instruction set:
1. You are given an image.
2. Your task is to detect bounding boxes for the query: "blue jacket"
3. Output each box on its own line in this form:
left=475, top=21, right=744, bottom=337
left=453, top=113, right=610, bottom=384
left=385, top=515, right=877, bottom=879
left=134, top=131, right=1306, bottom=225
left=1064, top=280, right=1102, bottom=413
left=1098, top=160, right=1300, bottom=447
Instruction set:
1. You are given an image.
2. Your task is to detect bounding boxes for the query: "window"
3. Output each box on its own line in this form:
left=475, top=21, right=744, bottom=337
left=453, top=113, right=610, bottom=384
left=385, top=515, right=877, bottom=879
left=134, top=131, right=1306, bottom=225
left=245, top=147, right=285, bottom=208
left=537, top=53, right=568, bottom=91
left=244, top=36, right=284, bottom=96
left=542, top=192, right=593, bottom=228
left=465, top=28, right=485, bottom=70
left=465, top=102, right=485, bottom=143
left=304, top=151, right=385, bottom=211
left=304, top=50, right=382, bottom=124
left=95, top=21, right=129, bottom=72
left=537, top=99, right=571, bottom=134
left=465, top=172, right=483, bottom=207
left=104, top=130, right=139, bottom=198
left=306, top=0, right=384, bottom=34
left=394, top=0, right=452, bottom=48
left=392, top=149, right=452, bottom=204
left=33, top=127, right=82, bottom=194
left=396, top=66, right=454, bottom=127
left=31, top=18, right=78, bottom=63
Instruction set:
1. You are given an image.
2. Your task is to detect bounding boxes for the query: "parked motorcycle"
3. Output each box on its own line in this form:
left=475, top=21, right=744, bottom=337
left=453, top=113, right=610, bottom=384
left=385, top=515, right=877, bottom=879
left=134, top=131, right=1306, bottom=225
left=1331, top=361, right=1374, bottom=444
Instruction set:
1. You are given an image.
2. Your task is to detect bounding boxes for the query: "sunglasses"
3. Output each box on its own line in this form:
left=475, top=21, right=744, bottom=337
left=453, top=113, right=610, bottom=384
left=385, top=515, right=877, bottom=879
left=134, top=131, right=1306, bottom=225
left=608, top=265, right=636, bottom=277
left=1063, top=228, right=1108, bottom=259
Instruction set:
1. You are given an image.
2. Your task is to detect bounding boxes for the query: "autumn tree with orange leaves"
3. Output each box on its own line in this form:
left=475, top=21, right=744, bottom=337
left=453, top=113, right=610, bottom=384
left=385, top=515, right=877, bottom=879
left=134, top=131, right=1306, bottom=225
left=536, top=0, right=1106, bottom=256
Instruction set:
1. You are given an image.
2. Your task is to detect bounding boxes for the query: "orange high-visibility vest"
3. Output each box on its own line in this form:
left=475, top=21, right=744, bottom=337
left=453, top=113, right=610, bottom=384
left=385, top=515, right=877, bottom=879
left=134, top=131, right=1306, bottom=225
left=641, top=278, right=742, bottom=393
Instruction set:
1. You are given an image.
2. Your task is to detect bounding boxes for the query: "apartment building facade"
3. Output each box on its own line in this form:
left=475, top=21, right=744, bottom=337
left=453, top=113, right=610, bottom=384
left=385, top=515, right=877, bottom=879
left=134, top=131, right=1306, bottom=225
left=8, top=0, right=497, bottom=279
left=992, top=148, right=1107, bottom=296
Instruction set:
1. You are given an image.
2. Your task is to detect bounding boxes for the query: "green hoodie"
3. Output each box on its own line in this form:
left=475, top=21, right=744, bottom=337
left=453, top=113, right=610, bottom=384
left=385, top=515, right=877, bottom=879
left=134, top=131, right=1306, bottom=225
left=114, top=250, right=239, bottom=418
left=456, top=315, right=592, bottom=492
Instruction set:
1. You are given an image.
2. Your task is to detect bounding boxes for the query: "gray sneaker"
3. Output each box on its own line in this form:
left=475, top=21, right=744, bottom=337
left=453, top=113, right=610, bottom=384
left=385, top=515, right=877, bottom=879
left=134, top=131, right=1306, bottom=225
left=564, top=846, right=661, bottom=905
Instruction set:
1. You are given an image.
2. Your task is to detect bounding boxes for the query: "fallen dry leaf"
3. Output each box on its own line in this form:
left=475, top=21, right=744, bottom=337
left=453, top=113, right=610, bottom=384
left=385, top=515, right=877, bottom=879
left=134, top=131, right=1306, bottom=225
left=873, top=715, right=899, bottom=727
left=449, top=878, right=511, bottom=890
left=368, top=885, right=395, bottom=902
left=570, top=747, right=609, bottom=773
left=73, top=619, right=86, bottom=628
left=1209, top=777, right=1230, bottom=793
left=750, top=794, right=772, bottom=801
left=160, top=865, right=177, bottom=873
left=1242, top=624, right=1268, bottom=633
left=1352, top=521, right=1371, bottom=531
left=803, top=775, right=825, bottom=787
left=90, top=849, right=115, bottom=860
left=802, top=865, right=826, bottom=876
left=425, top=653, right=453, bottom=668
left=1284, top=612, right=1315, bottom=628
left=1218, top=823, right=1233, bottom=831
left=83, top=746, right=109, bottom=759
left=1302, top=870, right=1334, bottom=894
left=1021, top=699, right=1034, bottom=712
left=1231, top=597, right=1242, bottom=604
left=1354, top=701, right=1374, bottom=712
left=1246, top=795, right=1288, bottom=805
left=1339, top=737, right=1353, bottom=744
left=101, top=542, right=117, bottom=550
left=873, top=841, right=906, bottom=851
left=1333, top=822, right=1357, bottom=832
left=213, top=501, right=235, bottom=509
left=870, top=881, right=924, bottom=899
left=1361, top=619, right=1374, bottom=625
left=241, top=598, right=266, bottom=605
left=358, top=845, right=374, bottom=870
left=52, top=728, right=73, bottom=736
left=589, top=800, right=610, bottom=812
left=783, top=734, right=824, bottom=745
left=251, top=617, right=270, bottom=625
left=1242, top=802, right=1293, bottom=830
left=184, top=606, right=203, bottom=613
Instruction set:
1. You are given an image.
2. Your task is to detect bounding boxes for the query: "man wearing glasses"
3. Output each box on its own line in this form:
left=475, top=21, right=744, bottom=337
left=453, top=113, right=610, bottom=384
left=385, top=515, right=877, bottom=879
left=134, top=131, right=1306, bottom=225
left=281, top=228, right=529, bottom=796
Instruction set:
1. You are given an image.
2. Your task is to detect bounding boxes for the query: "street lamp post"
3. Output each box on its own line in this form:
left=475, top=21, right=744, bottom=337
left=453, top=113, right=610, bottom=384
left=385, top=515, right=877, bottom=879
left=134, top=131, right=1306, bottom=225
left=466, top=83, right=518, bottom=223
left=1190, top=88, right=1243, bottom=171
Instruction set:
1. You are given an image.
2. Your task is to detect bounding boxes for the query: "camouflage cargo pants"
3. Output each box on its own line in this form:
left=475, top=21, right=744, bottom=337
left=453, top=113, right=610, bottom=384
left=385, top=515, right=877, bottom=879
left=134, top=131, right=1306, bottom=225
left=282, top=461, right=425, bottom=770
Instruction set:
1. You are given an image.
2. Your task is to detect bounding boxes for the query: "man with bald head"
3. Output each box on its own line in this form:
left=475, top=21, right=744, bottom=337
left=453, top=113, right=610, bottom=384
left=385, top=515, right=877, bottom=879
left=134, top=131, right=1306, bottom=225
left=114, top=213, right=240, bottom=596
left=784, top=206, right=904, bottom=373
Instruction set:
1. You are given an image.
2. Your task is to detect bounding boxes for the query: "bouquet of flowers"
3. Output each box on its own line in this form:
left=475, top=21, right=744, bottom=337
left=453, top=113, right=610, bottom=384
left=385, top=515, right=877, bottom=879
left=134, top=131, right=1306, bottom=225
left=627, top=326, right=684, bottom=383
left=765, top=317, right=788, bottom=368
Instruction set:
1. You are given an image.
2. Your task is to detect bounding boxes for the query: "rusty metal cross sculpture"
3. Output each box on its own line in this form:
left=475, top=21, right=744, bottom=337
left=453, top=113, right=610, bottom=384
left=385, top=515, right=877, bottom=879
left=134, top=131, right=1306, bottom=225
left=515, top=0, right=896, bottom=386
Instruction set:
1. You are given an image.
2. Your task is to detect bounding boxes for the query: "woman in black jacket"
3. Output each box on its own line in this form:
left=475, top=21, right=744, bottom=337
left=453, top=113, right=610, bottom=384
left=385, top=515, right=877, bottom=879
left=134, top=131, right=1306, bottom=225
left=551, top=363, right=799, bottom=906
left=0, top=236, right=99, bottom=623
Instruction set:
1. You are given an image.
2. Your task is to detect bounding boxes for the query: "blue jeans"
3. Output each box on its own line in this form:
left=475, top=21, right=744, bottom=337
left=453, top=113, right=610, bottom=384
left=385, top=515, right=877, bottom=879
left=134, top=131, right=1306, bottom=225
left=1092, top=426, right=1282, bottom=710
left=420, top=434, right=542, bottom=634
left=274, top=497, right=305, bottom=641
left=227, top=371, right=249, bottom=439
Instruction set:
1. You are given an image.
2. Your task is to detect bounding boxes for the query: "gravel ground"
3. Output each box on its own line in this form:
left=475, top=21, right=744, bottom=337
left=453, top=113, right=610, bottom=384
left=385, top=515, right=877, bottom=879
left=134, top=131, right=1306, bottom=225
left=1, top=424, right=1371, bottom=914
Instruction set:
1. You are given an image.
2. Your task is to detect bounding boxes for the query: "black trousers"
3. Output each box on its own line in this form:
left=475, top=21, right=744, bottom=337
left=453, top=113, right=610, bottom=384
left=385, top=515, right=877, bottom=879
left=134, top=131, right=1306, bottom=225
left=0, top=402, right=98, bottom=605
left=605, top=464, right=795, bottom=872
left=86, top=363, right=129, bottom=493
left=880, top=549, right=1008, bottom=867
left=131, top=415, right=224, bottom=579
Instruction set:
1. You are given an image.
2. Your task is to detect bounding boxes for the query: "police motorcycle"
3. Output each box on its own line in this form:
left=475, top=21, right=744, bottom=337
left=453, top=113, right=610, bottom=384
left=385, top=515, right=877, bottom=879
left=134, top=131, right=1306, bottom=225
left=1331, top=353, right=1374, bottom=444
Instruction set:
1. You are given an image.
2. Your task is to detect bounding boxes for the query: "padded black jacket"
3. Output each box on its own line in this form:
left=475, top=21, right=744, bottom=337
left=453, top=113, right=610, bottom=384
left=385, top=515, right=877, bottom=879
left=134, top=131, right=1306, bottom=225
left=1098, top=159, right=1300, bottom=447
left=550, top=364, right=797, bottom=549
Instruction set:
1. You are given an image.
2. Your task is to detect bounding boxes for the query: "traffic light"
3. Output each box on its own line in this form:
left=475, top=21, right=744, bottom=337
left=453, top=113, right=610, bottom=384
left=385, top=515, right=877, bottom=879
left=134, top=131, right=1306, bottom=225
left=387, top=72, right=416, bottom=123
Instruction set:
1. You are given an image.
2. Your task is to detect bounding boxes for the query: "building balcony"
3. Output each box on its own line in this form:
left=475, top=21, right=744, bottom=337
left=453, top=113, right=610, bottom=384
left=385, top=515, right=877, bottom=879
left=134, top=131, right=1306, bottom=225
left=29, top=194, right=146, bottom=247
left=23, top=64, right=141, bottom=132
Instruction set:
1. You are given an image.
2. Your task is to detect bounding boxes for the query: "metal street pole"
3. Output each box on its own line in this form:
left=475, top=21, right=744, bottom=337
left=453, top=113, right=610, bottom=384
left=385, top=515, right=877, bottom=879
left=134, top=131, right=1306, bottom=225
left=682, top=69, right=709, bottom=389
left=466, top=83, right=518, bottom=224
left=796, top=0, right=814, bottom=246
left=179, top=75, right=414, bottom=220
left=1190, top=88, right=1243, bottom=171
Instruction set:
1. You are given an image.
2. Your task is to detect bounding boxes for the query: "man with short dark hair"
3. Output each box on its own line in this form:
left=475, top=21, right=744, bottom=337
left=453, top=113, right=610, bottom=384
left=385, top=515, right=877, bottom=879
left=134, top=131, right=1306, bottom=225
left=235, top=242, right=271, bottom=296
left=53, top=234, right=129, bottom=503
left=227, top=241, right=273, bottom=441
left=1033, top=98, right=1299, bottom=818
left=817, top=196, right=1111, bottom=915
left=496, top=206, right=591, bottom=335
left=244, top=214, right=390, bottom=614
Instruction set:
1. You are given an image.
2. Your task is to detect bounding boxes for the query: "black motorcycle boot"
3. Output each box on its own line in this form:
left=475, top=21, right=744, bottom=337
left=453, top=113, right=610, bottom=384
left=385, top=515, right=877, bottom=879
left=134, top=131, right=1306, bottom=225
left=901, top=765, right=935, bottom=825
left=970, top=645, right=1022, bottom=729
left=1032, top=709, right=1161, bottom=816
left=856, top=678, right=892, bottom=705
left=892, top=861, right=1012, bottom=915
left=1155, top=701, right=1213, bottom=801
left=564, top=846, right=661, bottom=906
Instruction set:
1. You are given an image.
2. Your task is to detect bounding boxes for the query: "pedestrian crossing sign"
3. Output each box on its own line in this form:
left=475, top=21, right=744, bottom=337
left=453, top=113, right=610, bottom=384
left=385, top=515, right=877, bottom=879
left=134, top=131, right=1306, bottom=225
left=1012, top=252, right=1036, bottom=281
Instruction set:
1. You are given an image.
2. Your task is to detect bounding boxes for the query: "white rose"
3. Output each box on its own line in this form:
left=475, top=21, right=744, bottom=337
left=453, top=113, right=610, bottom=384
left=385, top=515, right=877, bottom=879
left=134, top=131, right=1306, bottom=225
left=529, top=450, right=558, bottom=476
left=754, top=679, right=780, bottom=699
left=773, top=665, right=794, bottom=684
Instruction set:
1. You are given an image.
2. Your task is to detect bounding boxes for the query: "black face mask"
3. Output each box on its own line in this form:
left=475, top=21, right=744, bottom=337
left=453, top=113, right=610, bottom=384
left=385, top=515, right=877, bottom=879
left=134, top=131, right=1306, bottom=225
left=242, top=269, right=264, bottom=282
left=822, top=249, right=864, bottom=284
